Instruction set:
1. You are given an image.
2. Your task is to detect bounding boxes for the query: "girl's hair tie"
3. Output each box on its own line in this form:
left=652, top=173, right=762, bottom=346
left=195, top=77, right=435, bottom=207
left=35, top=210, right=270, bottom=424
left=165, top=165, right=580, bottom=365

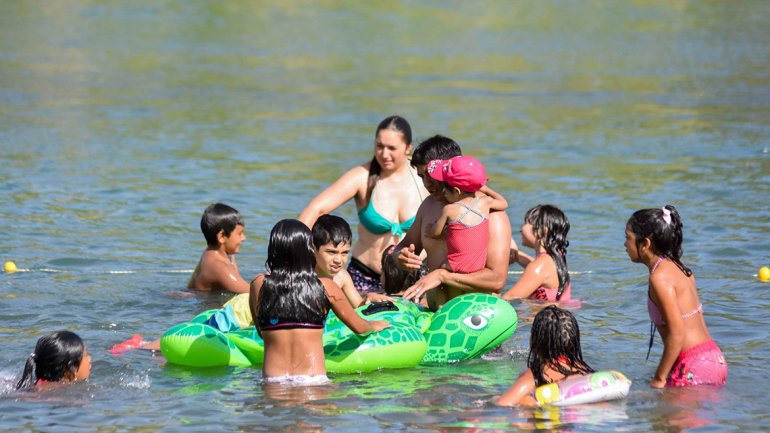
left=30, top=352, right=36, bottom=359
left=661, top=207, right=671, bottom=225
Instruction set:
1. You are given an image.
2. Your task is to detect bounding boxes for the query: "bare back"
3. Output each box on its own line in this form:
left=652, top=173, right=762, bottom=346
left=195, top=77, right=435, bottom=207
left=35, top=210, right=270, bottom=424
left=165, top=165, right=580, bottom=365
left=649, top=262, right=711, bottom=350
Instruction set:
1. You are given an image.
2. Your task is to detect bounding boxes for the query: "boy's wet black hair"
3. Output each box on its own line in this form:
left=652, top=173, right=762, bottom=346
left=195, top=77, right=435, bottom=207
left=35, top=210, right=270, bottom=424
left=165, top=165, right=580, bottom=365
left=312, top=214, right=352, bottom=249
left=380, top=245, right=422, bottom=295
left=201, top=203, right=244, bottom=247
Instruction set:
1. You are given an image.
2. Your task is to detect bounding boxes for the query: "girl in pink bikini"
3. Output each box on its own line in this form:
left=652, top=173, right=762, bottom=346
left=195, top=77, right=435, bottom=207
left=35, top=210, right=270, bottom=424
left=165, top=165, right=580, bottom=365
left=625, top=205, right=727, bottom=388
left=503, top=205, right=572, bottom=302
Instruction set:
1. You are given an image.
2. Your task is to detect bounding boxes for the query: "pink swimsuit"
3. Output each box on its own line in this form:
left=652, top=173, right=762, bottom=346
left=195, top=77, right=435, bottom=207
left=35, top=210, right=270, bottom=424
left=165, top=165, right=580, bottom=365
left=647, top=260, right=727, bottom=387
left=530, top=282, right=571, bottom=302
left=445, top=198, right=489, bottom=274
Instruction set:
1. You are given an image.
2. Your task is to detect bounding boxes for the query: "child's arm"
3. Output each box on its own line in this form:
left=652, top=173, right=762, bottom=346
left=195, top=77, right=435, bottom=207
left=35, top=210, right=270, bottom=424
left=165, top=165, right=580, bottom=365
left=428, top=207, right=451, bottom=239
left=495, top=368, right=538, bottom=406
left=649, top=274, right=686, bottom=388
left=334, top=269, right=364, bottom=308
left=478, top=185, right=508, bottom=211
left=323, top=278, right=391, bottom=335
left=509, top=238, right=534, bottom=268
left=501, top=255, right=550, bottom=301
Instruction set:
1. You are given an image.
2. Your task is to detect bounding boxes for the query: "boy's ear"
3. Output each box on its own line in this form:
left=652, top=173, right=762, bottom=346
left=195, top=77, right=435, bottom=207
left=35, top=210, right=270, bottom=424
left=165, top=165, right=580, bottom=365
left=216, top=230, right=226, bottom=244
left=452, top=186, right=462, bottom=196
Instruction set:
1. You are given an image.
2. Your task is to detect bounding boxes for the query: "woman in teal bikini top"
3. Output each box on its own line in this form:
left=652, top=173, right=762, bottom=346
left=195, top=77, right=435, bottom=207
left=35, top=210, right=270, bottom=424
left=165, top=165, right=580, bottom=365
left=357, top=187, right=418, bottom=237
left=299, top=116, right=428, bottom=295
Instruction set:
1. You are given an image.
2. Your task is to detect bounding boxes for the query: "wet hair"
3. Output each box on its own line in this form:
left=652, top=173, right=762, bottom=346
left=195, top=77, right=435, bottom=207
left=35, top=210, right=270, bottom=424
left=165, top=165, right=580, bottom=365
left=410, top=135, right=462, bottom=167
left=525, top=205, right=571, bottom=299
left=16, top=330, right=85, bottom=389
left=380, top=245, right=422, bottom=295
left=365, top=116, right=413, bottom=206
left=312, top=214, right=352, bottom=249
left=255, top=219, right=331, bottom=327
left=627, top=204, right=691, bottom=276
left=528, top=306, right=594, bottom=387
left=200, top=203, right=245, bottom=247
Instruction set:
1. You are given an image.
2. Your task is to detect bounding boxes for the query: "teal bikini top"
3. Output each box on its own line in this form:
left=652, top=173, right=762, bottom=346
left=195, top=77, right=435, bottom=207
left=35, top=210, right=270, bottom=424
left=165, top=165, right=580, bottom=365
left=358, top=200, right=416, bottom=237
left=357, top=169, right=424, bottom=237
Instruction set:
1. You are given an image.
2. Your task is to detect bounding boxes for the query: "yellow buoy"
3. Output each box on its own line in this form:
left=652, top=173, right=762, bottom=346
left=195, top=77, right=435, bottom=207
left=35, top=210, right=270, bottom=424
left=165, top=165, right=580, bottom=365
left=4, top=261, right=18, bottom=273
left=759, top=266, right=770, bottom=283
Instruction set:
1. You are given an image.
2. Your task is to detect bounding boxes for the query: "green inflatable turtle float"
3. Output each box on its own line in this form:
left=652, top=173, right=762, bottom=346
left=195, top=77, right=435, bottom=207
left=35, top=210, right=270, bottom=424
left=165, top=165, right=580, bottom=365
left=160, top=293, right=517, bottom=373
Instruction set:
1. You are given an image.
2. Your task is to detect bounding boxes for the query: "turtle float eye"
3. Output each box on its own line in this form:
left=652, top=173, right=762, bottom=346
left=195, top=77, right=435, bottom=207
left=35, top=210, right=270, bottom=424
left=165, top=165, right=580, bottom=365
left=463, top=315, right=488, bottom=330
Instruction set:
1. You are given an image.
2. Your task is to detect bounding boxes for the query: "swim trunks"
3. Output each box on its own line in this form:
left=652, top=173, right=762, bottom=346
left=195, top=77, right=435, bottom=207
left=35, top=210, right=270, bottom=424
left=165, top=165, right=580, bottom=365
left=348, top=257, right=384, bottom=295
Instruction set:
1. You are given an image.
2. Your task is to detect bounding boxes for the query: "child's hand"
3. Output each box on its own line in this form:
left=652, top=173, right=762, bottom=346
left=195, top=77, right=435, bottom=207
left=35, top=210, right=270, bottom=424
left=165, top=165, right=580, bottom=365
left=364, top=292, right=395, bottom=304
left=509, top=248, right=519, bottom=266
left=369, top=320, right=391, bottom=333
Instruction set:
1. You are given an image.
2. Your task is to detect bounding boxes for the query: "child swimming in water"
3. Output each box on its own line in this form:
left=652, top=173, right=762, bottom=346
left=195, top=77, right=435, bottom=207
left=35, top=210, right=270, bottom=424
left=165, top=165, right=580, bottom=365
left=16, top=330, right=92, bottom=391
left=495, top=306, right=594, bottom=406
left=250, top=219, right=390, bottom=380
left=187, top=203, right=250, bottom=293
left=625, top=205, right=727, bottom=388
left=110, top=203, right=251, bottom=353
left=425, top=155, right=508, bottom=274
left=503, top=205, right=572, bottom=302
left=312, top=214, right=393, bottom=307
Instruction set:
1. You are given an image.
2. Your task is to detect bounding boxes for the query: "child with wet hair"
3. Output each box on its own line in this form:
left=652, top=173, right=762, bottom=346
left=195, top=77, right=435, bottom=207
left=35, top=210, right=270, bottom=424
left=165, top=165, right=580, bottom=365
left=380, top=245, right=423, bottom=297
left=495, top=306, right=594, bottom=406
left=504, top=204, right=572, bottom=301
left=625, top=205, right=726, bottom=388
left=188, top=202, right=250, bottom=293
left=16, top=330, right=92, bottom=390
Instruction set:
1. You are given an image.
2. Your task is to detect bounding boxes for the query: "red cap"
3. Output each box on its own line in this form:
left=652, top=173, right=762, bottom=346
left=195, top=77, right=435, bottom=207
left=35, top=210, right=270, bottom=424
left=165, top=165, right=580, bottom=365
left=427, top=156, right=487, bottom=193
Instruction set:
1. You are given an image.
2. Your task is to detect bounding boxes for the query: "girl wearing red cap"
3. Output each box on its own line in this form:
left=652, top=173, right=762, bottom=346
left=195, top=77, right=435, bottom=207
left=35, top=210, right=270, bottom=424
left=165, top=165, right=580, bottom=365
left=422, top=156, right=508, bottom=278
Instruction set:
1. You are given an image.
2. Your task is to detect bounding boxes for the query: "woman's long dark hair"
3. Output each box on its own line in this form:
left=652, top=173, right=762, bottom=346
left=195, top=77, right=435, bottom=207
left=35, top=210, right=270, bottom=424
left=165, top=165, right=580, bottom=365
left=526, top=205, right=570, bottom=300
left=16, top=330, right=85, bottom=389
left=627, top=204, right=691, bottom=276
left=528, top=306, right=594, bottom=386
left=365, top=116, right=412, bottom=207
left=257, top=219, right=330, bottom=326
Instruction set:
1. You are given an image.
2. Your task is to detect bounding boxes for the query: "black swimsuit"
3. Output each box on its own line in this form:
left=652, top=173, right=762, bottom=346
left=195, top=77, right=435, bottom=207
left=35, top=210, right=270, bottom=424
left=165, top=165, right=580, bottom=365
left=257, top=315, right=325, bottom=331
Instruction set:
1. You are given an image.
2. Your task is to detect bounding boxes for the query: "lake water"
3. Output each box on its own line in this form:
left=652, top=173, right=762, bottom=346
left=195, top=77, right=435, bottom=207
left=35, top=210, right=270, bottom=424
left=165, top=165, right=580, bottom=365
left=1, top=1, right=769, bottom=431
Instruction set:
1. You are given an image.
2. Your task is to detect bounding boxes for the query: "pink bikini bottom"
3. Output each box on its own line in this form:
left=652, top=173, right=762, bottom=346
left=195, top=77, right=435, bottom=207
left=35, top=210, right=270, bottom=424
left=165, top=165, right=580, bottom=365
left=666, top=338, right=727, bottom=387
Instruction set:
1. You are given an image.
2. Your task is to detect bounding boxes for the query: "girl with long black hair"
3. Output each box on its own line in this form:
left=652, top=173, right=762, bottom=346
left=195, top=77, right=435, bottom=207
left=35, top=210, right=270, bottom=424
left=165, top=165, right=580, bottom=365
left=626, top=205, right=726, bottom=388
left=503, top=204, right=572, bottom=301
left=249, top=219, right=389, bottom=381
left=16, top=330, right=92, bottom=390
left=495, top=306, right=594, bottom=405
